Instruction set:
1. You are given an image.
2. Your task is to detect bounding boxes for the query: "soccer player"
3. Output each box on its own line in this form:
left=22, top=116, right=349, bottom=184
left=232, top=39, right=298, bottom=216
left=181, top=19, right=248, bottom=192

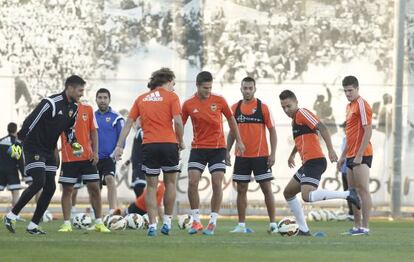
left=226, top=77, right=278, bottom=234
left=279, top=89, right=360, bottom=236
left=58, top=103, right=110, bottom=233
left=95, top=88, right=124, bottom=214
left=182, top=71, right=245, bottom=235
left=4, top=75, right=85, bottom=234
left=123, top=182, right=165, bottom=217
left=337, top=76, right=373, bottom=235
left=114, top=68, right=184, bottom=236
left=0, top=123, right=25, bottom=207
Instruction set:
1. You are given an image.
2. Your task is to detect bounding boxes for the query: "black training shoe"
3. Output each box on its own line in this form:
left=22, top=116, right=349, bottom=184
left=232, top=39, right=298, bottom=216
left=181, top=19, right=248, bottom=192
left=3, top=216, right=16, bottom=233
left=297, top=230, right=312, bottom=236
left=26, top=227, right=46, bottom=235
left=347, top=188, right=361, bottom=210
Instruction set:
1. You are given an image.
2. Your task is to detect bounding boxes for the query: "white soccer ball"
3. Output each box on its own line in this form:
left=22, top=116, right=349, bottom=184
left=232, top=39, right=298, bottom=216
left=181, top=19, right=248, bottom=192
left=278, top=217, right=299, bottom=236
left=125, top=213, right=144, bottom=229
left=103, top=214, right=111, bottom=227
left=72, top=213, right=92, bottom=229
left=334, top=210, right=348, bottom=221
left=107, top=215, right=127, bottom=230
left=177, top=214, right=193, bottom=230
left=142, top=213, right=158, bottom=229
left=42, top=210, right=53, bottom=223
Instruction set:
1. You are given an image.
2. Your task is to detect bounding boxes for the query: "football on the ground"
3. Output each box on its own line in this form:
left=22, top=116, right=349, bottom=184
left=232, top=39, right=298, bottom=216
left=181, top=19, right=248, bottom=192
left=177, top=214, right=193, bottom=230
left=42, top=210, right=53, bottom=223
left=278, top=217, right=299, bottom=236
left=72, top=213, right=92, bottom=229
left=125, top=213, right=144, bottom=229
left=107, top=215, right=127, bottom=230
left=103, top=214, right=111, bottom=227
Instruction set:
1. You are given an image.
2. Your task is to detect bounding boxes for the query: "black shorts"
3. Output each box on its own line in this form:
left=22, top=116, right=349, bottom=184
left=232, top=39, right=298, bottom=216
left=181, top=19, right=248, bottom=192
left=0, top=170, right=22, bottom=191
left=346, top=156, right=373, bottom=170
left=233, top=157, right=273, bottom=183
left=24, top=151, right=57, bottom=177
left=188, top=148, right=226, bottom=174
left=142, top=143, right=180, bottom=177
left=126, top=203, right=146, bottom=216
left=59, top=160, right=99, bottom=185
left=131, top=163, right=146, bottom=187
left=294, top=158, right=327, bottom=187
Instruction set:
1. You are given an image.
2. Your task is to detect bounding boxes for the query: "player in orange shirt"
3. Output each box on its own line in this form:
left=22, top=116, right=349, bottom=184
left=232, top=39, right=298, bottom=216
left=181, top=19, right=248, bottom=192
left=58, top=103, right=109, bottom=233
left=279, top=90, right=360, bottom=236
left=123, top=182, right=165, bottom=217
left=226, top=77, right=277, bottom=234
left=114, top=68, right=184, bottom=237
left=337, top=76, right=373, bottom=236
left=182, top=71, right=245, bottom=235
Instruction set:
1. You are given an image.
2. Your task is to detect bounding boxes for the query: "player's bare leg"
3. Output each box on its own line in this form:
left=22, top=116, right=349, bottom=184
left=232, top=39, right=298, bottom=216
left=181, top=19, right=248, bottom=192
left=146, top=175, right=159, bottom=235
left=352, top=164, right=371, bottom=229
left=104, top=175, right=118, bottom=211
left=259, top=181, right=276, bottom=224
left=160, top=172, right=177, bottom=235
left=236, top=182, right=248, bottom=223
left=284, top=178, right=309, bottom=233
left=347, top=169, right=362, bottom=228
left=188, top=170, right=203, bottom=234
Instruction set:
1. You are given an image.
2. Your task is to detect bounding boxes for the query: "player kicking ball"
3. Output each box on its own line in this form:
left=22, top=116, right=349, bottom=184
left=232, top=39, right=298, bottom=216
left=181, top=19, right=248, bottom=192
left=279, top=90, right=360, bottom=236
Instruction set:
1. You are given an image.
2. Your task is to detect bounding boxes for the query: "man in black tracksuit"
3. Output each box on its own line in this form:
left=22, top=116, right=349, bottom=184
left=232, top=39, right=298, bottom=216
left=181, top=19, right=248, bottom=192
left=0, top=123, right=25, bottom=207
left=3, top=75, right=86, bottom=235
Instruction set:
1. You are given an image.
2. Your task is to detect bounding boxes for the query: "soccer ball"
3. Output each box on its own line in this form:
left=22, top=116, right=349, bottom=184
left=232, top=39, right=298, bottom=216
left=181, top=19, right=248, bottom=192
left=7, top=144, right=22, bottom=160
left=42, top=210, right=53, bottom=223
left=177, top=214, right=193, bottom=230
left=103, top=214, right=111, bottom=227
left=107, top=215, right=127, bottom=230
left=278, top=217, right=299, bottom=236
left=72, top=213, right=92, bottom=229
left=125, top=213, right=144, bottom=229
left=142, top=213, right=158, bottom=229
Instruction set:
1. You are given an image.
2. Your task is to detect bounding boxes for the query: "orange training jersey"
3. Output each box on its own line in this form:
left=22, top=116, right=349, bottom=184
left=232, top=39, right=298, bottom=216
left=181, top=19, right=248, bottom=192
left=61, top=103, right=97, bottom=163
left=345, top=96, right=373, bottom=158
left=292, top=108, right=324, bottom=163
left=182, top=93, right=233, bottom=149
left=129, top=88, right=181, bottom=144
left=232, top=98, right=274, bottom=157
left=135, top=182, right=165, bottom=211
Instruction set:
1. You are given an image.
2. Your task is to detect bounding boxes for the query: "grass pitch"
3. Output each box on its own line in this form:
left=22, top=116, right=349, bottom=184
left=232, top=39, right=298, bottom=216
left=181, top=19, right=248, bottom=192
left=0, top=219, right=413, bottom=262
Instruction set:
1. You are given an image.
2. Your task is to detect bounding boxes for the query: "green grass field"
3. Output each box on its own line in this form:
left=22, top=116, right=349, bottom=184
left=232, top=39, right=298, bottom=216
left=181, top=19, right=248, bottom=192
left=1, top=219, right=413, bottom=262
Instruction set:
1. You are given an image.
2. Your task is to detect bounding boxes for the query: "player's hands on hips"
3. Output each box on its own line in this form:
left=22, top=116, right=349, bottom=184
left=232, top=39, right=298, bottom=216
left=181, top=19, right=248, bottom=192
left=236, top=141, right=245, bottom=155
left=114, top=146, right=123, bottom=161
left=90, top=152, right=99, bottom=166
left=72, top=142, right=84, bottom=157
left=225, top=151, right=231, bottom=166
left=267, top=154, right=275, bottom=168
left=288, top=155, right=295, bottom=168
left=328, top=149, right=338, bottom=163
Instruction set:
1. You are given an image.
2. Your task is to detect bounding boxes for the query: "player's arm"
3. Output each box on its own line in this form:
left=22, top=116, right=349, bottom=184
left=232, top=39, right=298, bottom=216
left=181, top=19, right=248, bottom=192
left=288, top=146, right=297, bottom=168
left=114, top=117, right=135, bottom=160
left=90, top=129, right=99, bottom=165
left=268, top=126, right=277, bottom=168
left=64, top=108, right=78, bottom=145
left=225, top=132, right=235, bottom=166
left=354, top=125, right=372, bottom=164
left=173, top=115, right=185, bottom=150
left=337, top=142, right=348, bottom=171
left=17, top=99, right=51, bottom=141
left=227, top=116, right=245, bottom=154
left=316, top=122, right=338, bottom=162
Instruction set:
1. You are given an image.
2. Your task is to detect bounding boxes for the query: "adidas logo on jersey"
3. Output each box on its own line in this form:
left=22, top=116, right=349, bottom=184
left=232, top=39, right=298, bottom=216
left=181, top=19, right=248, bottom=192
left=143, top=91, right=163, bottom=102
left=58, top=110, right=63, bottom=115
left=193, top=109, right=199, bottom=113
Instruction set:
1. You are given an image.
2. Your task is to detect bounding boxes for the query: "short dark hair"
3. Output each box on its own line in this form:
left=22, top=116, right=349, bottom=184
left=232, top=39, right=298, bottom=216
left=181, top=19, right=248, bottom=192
left=7, top=122, right=17, bottom=134
left=196, top=71, right=213, bottom=85
left=279, top=90, right=297, bottom=100
left=241, top=76, right=256, bottom=86
left=342, top=76, right=359, bottom=88
left=96, top=88, right=111, bottom=99
left=65, top=75, right=86, bottom=89
left=147, top=68, right=175, bottom=90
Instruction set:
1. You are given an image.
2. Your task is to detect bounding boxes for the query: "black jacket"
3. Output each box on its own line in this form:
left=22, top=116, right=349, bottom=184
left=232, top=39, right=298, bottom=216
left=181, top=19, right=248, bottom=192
left=17, top=91, right=78, bottom=156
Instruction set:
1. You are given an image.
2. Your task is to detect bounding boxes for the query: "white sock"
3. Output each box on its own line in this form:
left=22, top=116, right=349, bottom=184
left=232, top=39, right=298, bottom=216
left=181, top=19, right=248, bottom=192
left=191, top=209, right=200, bottom=223
left=27, top=221, right=38, bottom=230
left=309, top=190, right=349, bottom=202
left=64, top=220, right=71, bottom=226
left=269, top=222, right=277, bottom=228
left=163, top=215, right=172, bottom=228
left=238, top=222, right=246, bottom=227
left=95, top=218, right=102, bottom=224
left=209, top=212, right=218, bottom=225
left=287, top=196, right=309, bottom=232
left=149, top=223, right=157, bottom=230
left=6, top=212, right=18, bottom=220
